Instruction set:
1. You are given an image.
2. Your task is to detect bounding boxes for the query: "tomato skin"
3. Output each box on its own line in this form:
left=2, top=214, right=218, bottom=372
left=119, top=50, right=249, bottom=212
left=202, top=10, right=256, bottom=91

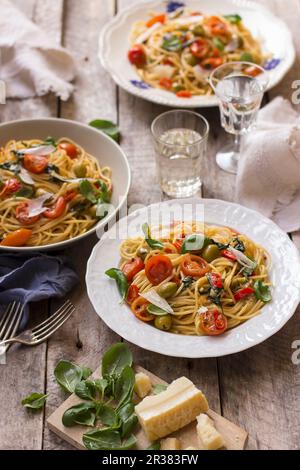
left=163, top=58, right=174, bottom=66
left=58, top=143, right=78, bottom=159
left=0, top=179, right=22, bottom=197
left=0, top=229, right=32, bottom=247
left=234, top=287, right=254, bottom=302
left=205, top=16, right=230, bottom=38
left=122, top=257, right=145, bottom=282
left=245, top=66, right=262, bottom=77
left=43, top=197, right=66, bottom=220
left=23, top=154, right=48, bottom=174
left=199, top=309, right=227, bottom=336
left=190, top=38, right=210, bottom=59
left=173, top=239, right=183, bottom=253
left=176, top=90, right=192, bottom=98
left=128, top=45, right=146, bottom=67
left=16, top=203, right=40, bottom=226
left=146, top=14, right=165, bottom=28
left=131, top=297, right=154, bottom=322
left=145, top=254, right=173, bottom=286
left=181, top=254, right=210, bottom=278
left=126, top=284, right=140, bottom=305
left=207, top=272, right=223, bottom=289
left=221, top=249, right=237, bottom=261
left=201, top=57, right=224, bottom=69
left=64, top=191, right=78, bottom=202
left=159, top=77, right=173, bottom=90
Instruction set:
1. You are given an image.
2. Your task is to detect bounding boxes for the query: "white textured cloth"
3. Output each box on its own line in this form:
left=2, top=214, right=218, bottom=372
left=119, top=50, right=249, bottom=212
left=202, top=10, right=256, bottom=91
left=236, top=96, right=300, bottom=233
left=0, top=0, right=76, bottom=100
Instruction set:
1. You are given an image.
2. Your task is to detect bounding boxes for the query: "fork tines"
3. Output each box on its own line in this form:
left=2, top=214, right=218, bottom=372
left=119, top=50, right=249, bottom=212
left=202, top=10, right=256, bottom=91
left=0, top=302, right=24, bottom=342
left=32, top=300, right=75, bottom=342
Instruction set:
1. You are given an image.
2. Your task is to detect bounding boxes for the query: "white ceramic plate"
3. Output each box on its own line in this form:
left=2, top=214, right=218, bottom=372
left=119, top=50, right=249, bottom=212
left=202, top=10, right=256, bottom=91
left=0, top=118, right=131, bottom=252
left=99, top=0, right=295, bottom=108
left=86, top=198, right=300, bottom=358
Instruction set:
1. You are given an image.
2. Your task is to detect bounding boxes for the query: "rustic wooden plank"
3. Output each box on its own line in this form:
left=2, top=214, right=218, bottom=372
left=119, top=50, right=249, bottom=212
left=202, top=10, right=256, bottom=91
left=43, top=0, right=120, bottom=450
left=0, top=0, right=63, bottom=450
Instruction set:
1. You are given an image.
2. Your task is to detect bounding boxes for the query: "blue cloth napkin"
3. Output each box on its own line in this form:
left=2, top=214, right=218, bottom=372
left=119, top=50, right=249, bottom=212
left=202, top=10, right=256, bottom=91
left=0, top=254, right=79, bottom=327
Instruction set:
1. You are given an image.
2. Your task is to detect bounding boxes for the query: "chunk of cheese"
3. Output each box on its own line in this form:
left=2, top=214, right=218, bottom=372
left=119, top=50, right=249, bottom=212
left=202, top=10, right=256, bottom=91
left=135, top=377, right=209, bottom=441
left=161, top=438, right=181, bottom=450
left=196, top=414, right=224, bottom=450
left=185, top=446, right=198, bottom=451
left=134, top=372, right=152, bottom=399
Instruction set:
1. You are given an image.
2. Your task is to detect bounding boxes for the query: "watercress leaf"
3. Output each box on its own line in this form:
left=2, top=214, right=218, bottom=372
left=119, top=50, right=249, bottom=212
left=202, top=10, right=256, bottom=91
left=21, top=393, right=47, bottom=410
left=83, top=429, right=136, bottom=450
left=102, top=343, right=133, bottom=379
left=89, top=120, right=120, bottom=143
left=162, top=35, right=182, bottom=51
left=75, top=380, right=97, bottom=401
left=223, top=14, right=242, bottom=23
left=142, top=223, right=164, bottom=250
left=147, top=440, right=161, bottom=450
left=54, top=360, right=83, bottom=394
left=94, top=378, right=108, bottom=398
left=118, top=403, right=138, bottom=438
left=152, top=384, right=168, bottom=395
left=105, top=268, right=129, bottom=301
left=62, top=402, right=96, bottom=427
left=115, top=365, right=135, bottom=407
left=82, top=367, right=93, bottom=380
left=79, top=180, right=97, bottom=204
left=97, top=404, right=119, bottom=427
left=182, top=233, right=205, bottom=254
left=254, top=280, right=272, bottom=303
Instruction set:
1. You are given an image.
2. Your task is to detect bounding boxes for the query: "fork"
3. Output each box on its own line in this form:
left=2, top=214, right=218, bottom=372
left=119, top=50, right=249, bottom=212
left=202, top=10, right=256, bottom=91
left=0, top=300, right=75, bottom=347
left=0, top=302, right=25, bottom=351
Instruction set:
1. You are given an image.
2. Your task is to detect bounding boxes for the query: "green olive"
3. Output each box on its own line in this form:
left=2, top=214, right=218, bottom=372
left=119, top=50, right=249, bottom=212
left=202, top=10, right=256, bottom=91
left=172, top=83, right=184, bottom=93
left=201, top=244, right=220, bottom=263
left=88, top=205, right=97, bottom=218
left=193, top=25, right=205, bottom=36
left=73, top=163, right=87, bottom=178
left=154, top=315, right=172, bottom=331
left=157, top=282, right=178, bottom=299
left=185, top=53, right=198, bottom=67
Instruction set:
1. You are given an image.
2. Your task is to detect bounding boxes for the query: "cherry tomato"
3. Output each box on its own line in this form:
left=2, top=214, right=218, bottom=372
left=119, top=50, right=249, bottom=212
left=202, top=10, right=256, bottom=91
left=16, top=203, right=40, bottom=226
left=126, top=284, right=140, bottom=305
left=244, top=66, right=262, bottom=77
left=199, top=309, right=227, bottom=336
left=190, top=11, right=203, bottom=16
left=173, top=239, right=183, bottom=253
left=146, top=14, right=165, bottom=28
left=58, top=143, right=78, bottom=159
left=128, top=45, right=146, bottom=67
left=131, top=297, right=154, bottom=322
left=205, top=16, right=230, bottom=38
left=0, top=179, right=22, bottom=197
left=0, top=229, right=32, bottom=247
left=145, top=254, right=173, bottom=286
left=43, top=197, right=66, bottom=219
left=207, top=272, right=223, bottom=289
left=221, top=249, right=237, bottom=261
left=122, top=257, right=145, bottom=282
left=159, top=77, right=173, bottom=90
left=190, top=38, right=210, bottom=58
left=181, top=254, right=210, bottom=278
left=201, top=57, right=224, bottom=69
left=64, top=191, right=78, bottom=202
left=23, top=154, right=48, bottom=174
left=176, top=90, right=192, bottom=98
left=234, top=287, right=254, bottom=302
left=163, top=58, right=174, bottom=66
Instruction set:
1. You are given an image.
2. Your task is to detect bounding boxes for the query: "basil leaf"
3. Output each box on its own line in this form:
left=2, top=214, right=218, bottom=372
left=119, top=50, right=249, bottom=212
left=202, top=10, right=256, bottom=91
left=233, top=238, right=245, bottom=252
left=105, top=268, right=129, bottom=301
left=182, top=233, right=205, bottom=253
left=83, top=429, right=136, bottom=450
left=101, top=343, right=133, bottom=379
left=97, top=180, right=110, bottom=203
left=43, top=136, right=57, bottom=147
left=115, top=365, right=135, bottom=408
left=254, top=280, right=272, bottom=303
left=142, top=223, right=164, bottom=250
left=162, top=35, right=182, bottom=51
left=21, top=393, right=47, bottom=410
left=212, top=37, right=224, bottom=51
left=79, top=180, right=97, bottom=204
left=147, top=304, right=169, bottom=316
left=147, top=440, right=161, bottom=450
left=118, top=403, right=138, bottom=438
left=15, top=186, right=34, bottom=199
left=89, top=120, right=120, bottom=143
left=152, top=384, right=168, bottom=395
left=223, top=14, right=242, bottom=23
left=75, top=380, right=97, bottom=401
left=94, top=378, right=108, bottom=399
left=54, top=360, right=84, bottom=394
left=182, top=276, right=194, bottom=289
left=62, top=402, right=96, bottom=427
left=82, top=367, right=93, bottom=380
left=97, top=404, right=119, bottom=427
left=240, top=52, right=254, bottom=62
left=0, top=162, right=20, bottom=174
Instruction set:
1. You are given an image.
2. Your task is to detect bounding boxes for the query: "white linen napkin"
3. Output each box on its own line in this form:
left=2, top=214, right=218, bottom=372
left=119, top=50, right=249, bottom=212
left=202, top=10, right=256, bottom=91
left=236, top=96, right=300, bottom=233
left=0, top=0, right=76, bottom=100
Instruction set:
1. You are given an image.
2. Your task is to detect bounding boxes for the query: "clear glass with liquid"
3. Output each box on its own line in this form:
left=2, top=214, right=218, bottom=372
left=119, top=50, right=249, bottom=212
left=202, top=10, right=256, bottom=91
left=151, top=111, right=209, bottom=198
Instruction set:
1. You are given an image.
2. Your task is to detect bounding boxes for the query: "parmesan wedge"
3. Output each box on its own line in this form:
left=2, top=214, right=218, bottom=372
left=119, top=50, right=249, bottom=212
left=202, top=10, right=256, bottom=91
left=196, top=414, right=224, bottom=450
left=161, top=438, right=181, bottom=450
left=134, top=372, right=152, bottom=399
left=135, top=377, right=209, bottom=441
left=185, top=446, right=198, bottom=451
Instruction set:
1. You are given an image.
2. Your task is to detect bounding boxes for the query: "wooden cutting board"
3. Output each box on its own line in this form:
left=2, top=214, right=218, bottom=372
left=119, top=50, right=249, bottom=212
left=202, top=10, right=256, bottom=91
left=47, top=366, right=248, bottom=450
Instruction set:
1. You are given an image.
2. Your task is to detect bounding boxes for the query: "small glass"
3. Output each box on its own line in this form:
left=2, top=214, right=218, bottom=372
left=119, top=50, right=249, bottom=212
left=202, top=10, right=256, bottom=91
left=151, top=110, right=209, bottom=198
left=210, top=62, right=268, bottom=174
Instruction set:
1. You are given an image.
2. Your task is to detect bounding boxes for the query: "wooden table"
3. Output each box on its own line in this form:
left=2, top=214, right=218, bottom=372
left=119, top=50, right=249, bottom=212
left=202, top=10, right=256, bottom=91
left=0, top=0, right=300, bottom=451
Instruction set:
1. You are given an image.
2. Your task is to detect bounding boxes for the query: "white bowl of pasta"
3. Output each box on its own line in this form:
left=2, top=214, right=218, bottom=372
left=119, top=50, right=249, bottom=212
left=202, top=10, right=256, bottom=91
left=99, top=0, right=295, bottom=108
left=0, top=118, right=131, bottom=251
left=86, top=198, right=300, bottom=358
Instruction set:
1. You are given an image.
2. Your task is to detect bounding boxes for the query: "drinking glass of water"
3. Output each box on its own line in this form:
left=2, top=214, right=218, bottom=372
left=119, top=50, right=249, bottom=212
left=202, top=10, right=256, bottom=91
left=210, top=62, right=268, bottom=174
left=151, top=110, right=209, bottom=198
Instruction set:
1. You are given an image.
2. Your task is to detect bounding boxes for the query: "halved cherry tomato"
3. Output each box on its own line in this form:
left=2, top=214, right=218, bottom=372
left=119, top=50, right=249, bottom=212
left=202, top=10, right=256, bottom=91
left=176, top=90, right=192, bottom=98
left=244, top=66, right=262, bottom=78
left=16, top=203, right=40, bottom=226
left=159, top=77, right=173, bottom=90
left=145, top=254, right=173, bottom=286
left=64, top=191, right=78, bottom=202
left=163, top=58, right=174, bottom=66
left=23, top=154, right=48, bottom=174
left=131, top=297, right=154, bottom=322
left=181, top=254, right=210, bottom=278
left=58, top=143, right=78, bottom=159
left=0, top=229, right=32, bottom=247
left=190, top=11, right=202, bottom=16
left=0, top=179, right=22, bottom=197
left=128, top=45, right=146, bottom=67
left=205, top=16, right=230, bottom=38
left=199, top=309, right=227, bottom=335
left=221, top=249, right=237, bottom=261
left=43, top=197, right=66, bottom=219
left=207, top=272, right=223, bottom=289
left=126, top=284, right=140, bottom=305
left=234, top=287, right=254, bottom=302
left=146, top=14, right=165, bottom=28
left=201, top=57, right=224, bottom=69
left=122, top=257, right=145, bottom=282
left=190, top=38, right=210, bottom=58
left=173, top=239, right=183, bottom=253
